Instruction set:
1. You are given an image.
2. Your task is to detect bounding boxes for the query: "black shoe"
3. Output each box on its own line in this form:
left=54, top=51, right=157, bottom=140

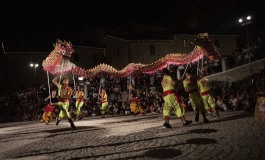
left=203, top=118, right=210, bottom=123
left=56, top=117, right=60, bottom=125
left=195, top=113, right=199, bottom=122
left=163, top=122, right=172, bottom=128
left=68, top=118, right=76, bottom=128
left=183, top=120, right=192, bottom=126
left=71, top=123, right=76, bottom=128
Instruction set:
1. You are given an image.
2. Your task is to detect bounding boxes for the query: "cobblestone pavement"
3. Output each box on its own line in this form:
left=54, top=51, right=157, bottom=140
left=0, top=110, right=265, bottom=160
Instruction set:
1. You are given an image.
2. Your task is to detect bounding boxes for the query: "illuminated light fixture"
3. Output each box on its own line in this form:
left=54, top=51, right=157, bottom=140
left=30, top=63, right=39, bottom=67
left=247, top=16, right=251, bottom=20
left=78, top=77, right=84, bottom=81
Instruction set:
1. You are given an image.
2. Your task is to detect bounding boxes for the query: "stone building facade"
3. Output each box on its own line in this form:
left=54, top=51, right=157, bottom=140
left=104, top=34, right=238, bottom=69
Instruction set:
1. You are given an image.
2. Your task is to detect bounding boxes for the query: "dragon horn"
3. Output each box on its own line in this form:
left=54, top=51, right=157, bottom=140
left=57, top=39, right=63, bottom=44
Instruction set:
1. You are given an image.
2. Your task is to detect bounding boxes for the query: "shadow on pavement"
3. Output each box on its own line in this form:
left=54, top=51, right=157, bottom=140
left=45, top=126, right=96, bottom=133
left=186, top=138, right=217, bottom=145
left=46, top=127, right=104, bottom=138
left=144, top=148, right=182, bottom=159
left=13, top=131, right=189, bottom=159
left=104, top=115, right=160, bottom=124
left=189, top=128, right=218, bottom=134
left=208, top=112, right=252, bottom=124
left=17, top=126, right=102, bottom=135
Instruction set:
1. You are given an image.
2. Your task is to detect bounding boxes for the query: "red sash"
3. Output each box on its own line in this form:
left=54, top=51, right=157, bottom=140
left=201, top=90, right=211, bottom=96
left=58, top=98, right=69, bottom=102
left=76, top=99, right=84, bottom=102
left=163, top=90, right=180, bottom=103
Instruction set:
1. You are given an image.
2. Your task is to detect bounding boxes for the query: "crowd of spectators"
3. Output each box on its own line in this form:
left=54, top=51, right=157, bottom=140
left=220, top=38, right=265, bottom=72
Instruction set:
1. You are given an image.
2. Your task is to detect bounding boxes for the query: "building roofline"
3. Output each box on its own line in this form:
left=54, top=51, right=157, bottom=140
left=104, top=34, right=239, bottom=43
left=128, top=40, right=175, bottom=42
left=73, top=45, right=105, bottom=50
left=104, top=35, right=128, bottom=41
left=104, top=35, right=174, bottom=42
left=174, top=34, right=240, bottom=37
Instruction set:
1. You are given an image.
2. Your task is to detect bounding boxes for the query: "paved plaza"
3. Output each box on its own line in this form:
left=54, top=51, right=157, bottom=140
left=0, top=110, right=265, bottom=160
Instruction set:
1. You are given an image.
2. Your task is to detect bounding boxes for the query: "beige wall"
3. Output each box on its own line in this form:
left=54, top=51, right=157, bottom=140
left=105, top=37, right=130, bottom=69
left=105, top=34, right=238, bottom=69
left=174, top=34, right=238, bottom=56
left=104, top=36, right=199, bottom=69
left=73, top=47, right=105, bottom=69
left=209, top=35, right=238, bottom=55
left=130, top=41, right=178, bottom=64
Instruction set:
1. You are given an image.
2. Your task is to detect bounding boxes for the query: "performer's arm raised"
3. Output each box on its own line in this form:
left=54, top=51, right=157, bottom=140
left=52, top=76, right=60, bottom=87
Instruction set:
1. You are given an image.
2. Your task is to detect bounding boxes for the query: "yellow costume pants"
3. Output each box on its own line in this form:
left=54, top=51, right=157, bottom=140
left=75, top=101, right=84, bottom=115
left=201, top=94, right=216, bottom=110
left=189, top=92, right=205, bottom=112
left=58, top=102, right=71, bottom=119
left=163, top=93, right=184, bottom=117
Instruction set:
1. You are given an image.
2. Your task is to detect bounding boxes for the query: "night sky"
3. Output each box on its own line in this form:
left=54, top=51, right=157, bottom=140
left=1, top=0, right=264, bottom=51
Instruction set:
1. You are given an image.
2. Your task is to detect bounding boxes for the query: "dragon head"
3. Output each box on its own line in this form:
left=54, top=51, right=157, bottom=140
left=54, top=39, right=74, bottom=57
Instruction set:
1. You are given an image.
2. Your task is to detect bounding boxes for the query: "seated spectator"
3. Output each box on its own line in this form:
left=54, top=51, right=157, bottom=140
left=216, top=96, right=228, bottom=111
left=230, top=94, right=239, bottom=111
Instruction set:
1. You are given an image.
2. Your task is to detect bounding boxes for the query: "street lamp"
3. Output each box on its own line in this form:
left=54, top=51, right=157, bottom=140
left=30, top=63, right=39, bottom=113
left=238, top=15, right=252, bottom=50
left=238, top=15, right=254, bottom=92
left=30, top=63, right=39, bottom=76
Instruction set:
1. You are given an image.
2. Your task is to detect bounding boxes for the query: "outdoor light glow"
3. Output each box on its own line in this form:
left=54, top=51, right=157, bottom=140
left=239, top=18, right=243, bottom=23
left=78, top=77, right=84, bottom=81
left=247, top=16, right=251, bottom=20
left=30, top=63, right=34, bottom=67
left=35, top=64, right=39, bottom=67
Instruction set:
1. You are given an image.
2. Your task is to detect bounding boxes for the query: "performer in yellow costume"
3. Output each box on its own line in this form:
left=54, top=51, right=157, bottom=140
left=197, top=71, right=220, bottom=118
left=52, top=76, right=75, bottom=128
left=183, top=69, right=209, bottom=123
left=75, top=85, right=85, bottom=120
left=161, top=68, right=192, bottom=128
left=99, top=87, right=108, bottom=118
left=130, top=91, right=144, bottom=115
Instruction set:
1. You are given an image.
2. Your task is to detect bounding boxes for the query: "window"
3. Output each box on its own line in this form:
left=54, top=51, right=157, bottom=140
left=214, top=40, right=220, bottom=48
left=183, top=39, right=186, bottom=48
left=149, top=46, right=156, bottom=55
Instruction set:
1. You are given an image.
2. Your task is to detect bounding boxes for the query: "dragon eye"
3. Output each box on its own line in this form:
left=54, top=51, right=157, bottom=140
left=60, top=50, right=66, bottom=54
